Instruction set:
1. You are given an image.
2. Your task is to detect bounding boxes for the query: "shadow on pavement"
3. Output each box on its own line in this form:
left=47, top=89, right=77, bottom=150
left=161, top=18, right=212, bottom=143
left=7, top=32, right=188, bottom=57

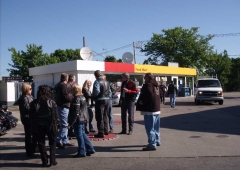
left=0, top=162, right=42, bottom=168
left=135, top=105, right=240, bottom=136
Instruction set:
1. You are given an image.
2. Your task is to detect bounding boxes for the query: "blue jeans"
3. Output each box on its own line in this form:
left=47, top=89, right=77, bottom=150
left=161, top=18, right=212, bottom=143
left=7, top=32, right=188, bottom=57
left=73, top=122, right=95, bottom=156
left=144, top=114, right=160, bottom=148
left=108, top=100, right=114, bottom=130
left=88, top=106, right=95, bottom=131
left=169, top=94, right=176, bottom=107
left=56, top=107, right=69, bottom=144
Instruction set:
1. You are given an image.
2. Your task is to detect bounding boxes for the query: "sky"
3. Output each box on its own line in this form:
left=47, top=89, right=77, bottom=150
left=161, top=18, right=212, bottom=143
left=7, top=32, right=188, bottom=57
left=1, top=0, right=240, bottom=79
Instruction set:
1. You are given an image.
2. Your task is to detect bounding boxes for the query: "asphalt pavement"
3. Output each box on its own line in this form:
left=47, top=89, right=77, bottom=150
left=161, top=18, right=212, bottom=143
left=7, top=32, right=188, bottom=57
left=1, top=93, right=240, bottom=170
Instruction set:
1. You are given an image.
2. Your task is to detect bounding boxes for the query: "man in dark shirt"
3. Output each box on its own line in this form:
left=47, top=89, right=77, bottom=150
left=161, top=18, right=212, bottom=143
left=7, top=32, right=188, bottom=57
left=54, top=73, right=74, bottom=148
left=167, top=81, right=178, bottom=108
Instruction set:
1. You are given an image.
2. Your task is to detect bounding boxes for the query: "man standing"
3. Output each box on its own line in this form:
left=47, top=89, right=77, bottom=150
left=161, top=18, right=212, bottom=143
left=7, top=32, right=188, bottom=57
left=92, top=70, right=111, bottom=138
left=136, top=73, right=161, bottom=151
left=67, top=74, right=76, bottom=138
left=54, top=73, right=74, bottom=148
left=167, top=81, right=178, bottom=108
left=119, top=72, right=139, bottom=135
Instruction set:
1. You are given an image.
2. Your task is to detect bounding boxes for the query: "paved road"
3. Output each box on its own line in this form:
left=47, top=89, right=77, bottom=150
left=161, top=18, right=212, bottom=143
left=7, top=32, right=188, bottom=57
left=1, top=92, right=240, bottom=170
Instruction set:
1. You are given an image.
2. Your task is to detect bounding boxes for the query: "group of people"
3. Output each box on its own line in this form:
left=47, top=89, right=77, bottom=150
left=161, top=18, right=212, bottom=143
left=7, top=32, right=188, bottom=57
left=18, top=69, right=178, bottom=166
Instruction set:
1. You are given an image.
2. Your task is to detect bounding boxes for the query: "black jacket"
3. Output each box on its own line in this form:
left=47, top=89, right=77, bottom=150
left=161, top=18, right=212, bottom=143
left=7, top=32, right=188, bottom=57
left=136, top=79, right=160, bottom=112
left=30, top=99, right=59, bottom=135
left=167, top=83, right=178, bottom=95
left=82, top=87, right=93, bottom=106
left=68, top=95, right=88, bottom=127
left=19, top=95, right=34, bottom=124
left=54, top=82, right=73, bottom=107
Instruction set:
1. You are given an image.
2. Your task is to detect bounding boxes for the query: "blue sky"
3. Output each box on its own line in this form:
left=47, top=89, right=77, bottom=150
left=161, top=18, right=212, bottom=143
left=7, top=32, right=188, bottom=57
left=1, top=0, right=240, bottom=79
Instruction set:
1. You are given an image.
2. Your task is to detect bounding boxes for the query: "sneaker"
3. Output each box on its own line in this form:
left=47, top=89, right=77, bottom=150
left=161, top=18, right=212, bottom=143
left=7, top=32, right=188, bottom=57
left=50, top=161, right=58, bottom=166
left=63, top=143, right=75, bottom=147
left=56, top=143, right=65, bottom=149
left=156, top=143, right=161, bottom=146
left=127, top=131, right=132, bottom=135
left=86, top=151, right=95, bottom=156
left=90, top=130, right=96, bottom=133
left=94, top=133, right=104, bottom=138
left=119, top=131, right=127, bottom=134
left=142, top=146, right=157, bottom=151
left=104, top=132, right=109, bottom=135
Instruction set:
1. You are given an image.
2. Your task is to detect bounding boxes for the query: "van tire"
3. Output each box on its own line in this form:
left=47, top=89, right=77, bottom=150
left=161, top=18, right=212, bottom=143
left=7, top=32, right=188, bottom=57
left=195, top=99, right=200, bottom=105
left=218, top=100, right=223, bottom=105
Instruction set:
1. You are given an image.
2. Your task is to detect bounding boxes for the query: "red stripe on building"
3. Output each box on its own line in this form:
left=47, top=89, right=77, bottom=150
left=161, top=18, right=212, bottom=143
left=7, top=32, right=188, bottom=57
left=105, top=62, right=134, bottom=72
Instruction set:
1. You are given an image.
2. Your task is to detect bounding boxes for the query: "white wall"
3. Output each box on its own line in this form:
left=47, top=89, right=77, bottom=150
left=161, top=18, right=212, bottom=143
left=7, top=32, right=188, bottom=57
left=0, top=82, right=16, bottom=105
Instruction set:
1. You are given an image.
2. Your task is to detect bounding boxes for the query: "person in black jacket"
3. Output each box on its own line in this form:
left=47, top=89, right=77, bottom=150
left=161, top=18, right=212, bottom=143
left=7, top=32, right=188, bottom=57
left=68, top=84, right=95, bottom=157
left=92, top=70, right=111, bottom=138
left=136, top=73, right=161, bottom=151
left=54, top=73, right=74, bottom=148
left=18, top=83, right=38, bottom=157
left=167, top=81, right=178, bottom=108
left=30, top=85, right=59, bottom=167
left=82, top=80, right=95, bottom=133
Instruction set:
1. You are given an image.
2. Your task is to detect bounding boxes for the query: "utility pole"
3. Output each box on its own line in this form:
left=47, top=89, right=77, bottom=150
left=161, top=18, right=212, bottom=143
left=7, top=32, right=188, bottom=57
left=133, top=41, right=143, bottom=64
left=83, top=37, right=86, bottom=47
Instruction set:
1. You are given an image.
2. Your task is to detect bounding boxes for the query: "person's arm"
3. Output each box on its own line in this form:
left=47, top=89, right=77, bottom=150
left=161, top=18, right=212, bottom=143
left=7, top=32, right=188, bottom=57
left=68, top=99, right=80, bottom=127
left=92, top=81, right=100, bottom=98
left=126, top=81, right=139, bottom=94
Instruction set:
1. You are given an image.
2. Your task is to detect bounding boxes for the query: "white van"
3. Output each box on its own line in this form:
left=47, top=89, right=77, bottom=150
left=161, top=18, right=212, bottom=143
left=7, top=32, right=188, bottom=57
left=194, top=77, right=224, bottom=105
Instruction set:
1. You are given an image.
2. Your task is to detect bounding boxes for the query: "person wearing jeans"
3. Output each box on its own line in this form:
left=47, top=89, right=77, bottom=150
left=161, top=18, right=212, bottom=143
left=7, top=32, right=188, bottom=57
left=54, top=73, right=74, bottom=148
left=136, top=72, right=161, bottom=151
left=68, top=84, right=95, bottom=157
left=167, top=81, right=178, bottom=108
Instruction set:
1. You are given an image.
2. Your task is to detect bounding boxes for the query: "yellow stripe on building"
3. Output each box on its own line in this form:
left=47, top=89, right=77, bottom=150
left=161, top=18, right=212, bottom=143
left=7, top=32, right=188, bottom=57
left=134, top=64, right=196, bottom=76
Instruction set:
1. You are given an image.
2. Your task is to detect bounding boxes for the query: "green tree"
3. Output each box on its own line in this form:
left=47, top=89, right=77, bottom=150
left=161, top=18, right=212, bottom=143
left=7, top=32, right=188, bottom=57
left=50, top=48, right=81, bottom=62
left=7, top=44, right=56, bottom=81
left=225, top=57, right=240, bottom=91
left=141, top=27, right=214, bottom=74
left=205, top=50, right=231, bottom=85
left=104, top=55, right=122, bottom=62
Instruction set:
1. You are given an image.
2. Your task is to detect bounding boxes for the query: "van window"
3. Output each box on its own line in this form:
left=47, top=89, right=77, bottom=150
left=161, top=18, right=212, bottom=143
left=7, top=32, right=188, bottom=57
left=197, top=80, right=221, bottom=88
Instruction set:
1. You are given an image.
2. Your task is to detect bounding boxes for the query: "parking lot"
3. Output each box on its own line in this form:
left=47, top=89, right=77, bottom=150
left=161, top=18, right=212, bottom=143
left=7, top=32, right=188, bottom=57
left=1, top=92, right=240, bottom=170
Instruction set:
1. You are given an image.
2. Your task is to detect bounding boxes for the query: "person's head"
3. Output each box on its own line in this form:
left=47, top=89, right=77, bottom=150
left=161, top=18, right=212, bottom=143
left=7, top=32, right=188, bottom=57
left=21, top=83, right=32, bottom=95
left=170, top=81, right=173, bottom=84
left=144, top=72, right=154, bottom=83
left=160, top=81, right=163, bottom=85
left=121, top=72, right=130, bottom=82
left=60, top=73, right=68, bottom=82
left=102, top=74, right=106, bottom=80
left=72, top=84, right=83, bottom=96
left=68, top=74, right=76, bottom=83
left=94, top=70, right=103, bottom=78
left=37, top=85, right=52, bottom=100
left=83, top=80, right=92, bottom=89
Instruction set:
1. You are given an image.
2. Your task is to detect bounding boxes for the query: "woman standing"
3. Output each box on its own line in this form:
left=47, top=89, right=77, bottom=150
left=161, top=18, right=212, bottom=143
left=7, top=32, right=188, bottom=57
left=30, top=85, right=59, bottom=167
left=68, top=84, right=95, bottom=157
left=18, top=83, right=37, bottom=157
left=82, top=80, right=95, bottom=133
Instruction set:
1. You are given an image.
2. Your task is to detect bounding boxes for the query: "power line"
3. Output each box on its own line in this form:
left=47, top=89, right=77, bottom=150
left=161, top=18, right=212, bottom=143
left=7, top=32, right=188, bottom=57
left=93, top=33, right=240, bottom=57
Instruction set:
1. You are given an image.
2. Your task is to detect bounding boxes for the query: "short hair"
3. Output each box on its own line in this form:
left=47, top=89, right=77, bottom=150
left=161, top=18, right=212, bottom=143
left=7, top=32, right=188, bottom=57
left=83, top=80, right=92, bottom=89
left=60, top=73, right=68, bottom=82
left=37, top=85, right=52, bottom=100
left=145, top=72, right=154, bottom=80
left=72, top=84, right=83, bottom=96
left=68, top=74, right=75, bottom=82
left=121, top=72, right=130, bottom=79
left=94, top=70, right=103, bottom=78
left=21, top=83, right=32, bottom=95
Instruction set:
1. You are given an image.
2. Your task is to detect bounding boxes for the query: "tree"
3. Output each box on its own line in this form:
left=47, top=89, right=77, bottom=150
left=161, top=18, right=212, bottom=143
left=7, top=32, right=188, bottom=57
left=225, top=57, right=240, bottom=91
left=141, top=27, right=214, bottom=74
left=104, top=55, right=122, bottom=62
left=204, top=50, right=231, bottom=85
left=7, top=44, right=56, bottom=81
left=50, top=48, right=81, bottom=62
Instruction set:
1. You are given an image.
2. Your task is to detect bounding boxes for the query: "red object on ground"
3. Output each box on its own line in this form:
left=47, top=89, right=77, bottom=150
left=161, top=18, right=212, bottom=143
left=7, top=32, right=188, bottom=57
left=114, top=120, right=122, bottom=125
left=87, top=133, right=118, bottom=141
